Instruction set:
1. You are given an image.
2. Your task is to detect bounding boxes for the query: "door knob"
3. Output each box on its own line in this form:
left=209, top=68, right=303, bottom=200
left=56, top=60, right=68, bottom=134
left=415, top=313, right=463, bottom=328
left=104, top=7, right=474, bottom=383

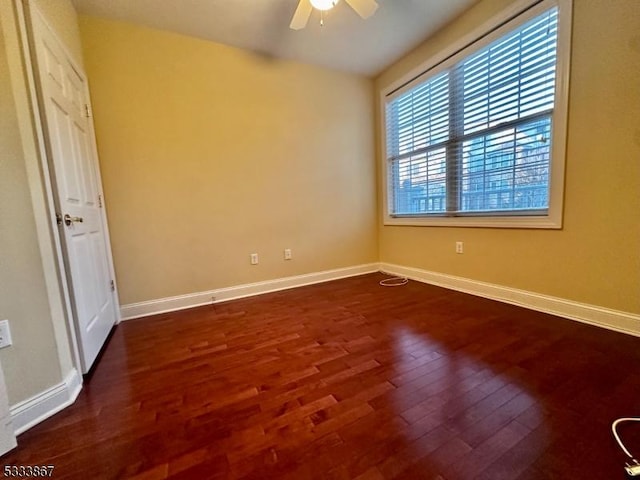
left=63, top=214, right=84, bottom=226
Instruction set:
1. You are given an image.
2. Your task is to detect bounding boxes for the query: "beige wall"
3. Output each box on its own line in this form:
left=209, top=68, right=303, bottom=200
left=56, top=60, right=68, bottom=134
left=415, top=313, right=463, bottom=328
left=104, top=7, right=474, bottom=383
left=78, top=16, right=377, bottom=305
left=0, top=1, right=65, bottom=404
left=376, top=0, right=640, bottom=314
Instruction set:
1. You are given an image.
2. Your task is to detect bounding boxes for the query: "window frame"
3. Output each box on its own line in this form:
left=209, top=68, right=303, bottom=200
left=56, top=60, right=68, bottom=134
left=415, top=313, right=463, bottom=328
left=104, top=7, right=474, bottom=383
left=380, top=0, right=572, bottom=229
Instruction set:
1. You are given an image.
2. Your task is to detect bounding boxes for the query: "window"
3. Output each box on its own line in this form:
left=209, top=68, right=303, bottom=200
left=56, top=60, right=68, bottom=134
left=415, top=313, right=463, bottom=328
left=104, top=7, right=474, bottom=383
left=383, top=0, right=571, bottom=228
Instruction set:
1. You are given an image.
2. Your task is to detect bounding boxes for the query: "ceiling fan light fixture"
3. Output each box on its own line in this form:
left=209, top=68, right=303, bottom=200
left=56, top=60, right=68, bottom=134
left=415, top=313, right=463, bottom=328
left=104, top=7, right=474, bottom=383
left=290, top=0, right=377, bottom=30
left=309, top=0, right=339, bottom=11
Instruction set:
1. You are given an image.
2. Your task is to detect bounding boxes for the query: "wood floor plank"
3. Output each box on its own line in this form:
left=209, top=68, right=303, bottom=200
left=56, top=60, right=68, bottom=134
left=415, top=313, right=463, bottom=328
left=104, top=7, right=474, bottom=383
left=1, top=273, right=638, bottom=479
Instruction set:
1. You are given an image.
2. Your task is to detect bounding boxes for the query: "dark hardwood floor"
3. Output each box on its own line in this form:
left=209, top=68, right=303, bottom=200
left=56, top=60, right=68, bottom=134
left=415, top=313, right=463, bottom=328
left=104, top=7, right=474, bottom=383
left=3, top=273, right=639, bottom=479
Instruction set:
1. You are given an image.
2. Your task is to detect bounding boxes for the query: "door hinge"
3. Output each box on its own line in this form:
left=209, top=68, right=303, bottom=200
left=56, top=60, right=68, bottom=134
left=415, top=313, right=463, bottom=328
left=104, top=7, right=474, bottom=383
left=84, top=104, right=91, bottom=118
left=98, top=194, right=103, bottom=208
left=110, top=280, right=115, bottom=292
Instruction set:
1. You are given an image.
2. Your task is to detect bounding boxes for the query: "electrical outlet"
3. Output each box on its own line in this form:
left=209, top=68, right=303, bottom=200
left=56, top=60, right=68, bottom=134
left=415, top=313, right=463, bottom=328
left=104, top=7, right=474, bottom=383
left=250, top=253, right=259, bottom=265
left=455, top=241, right=464, bottom=254
left=0, top=320, right=12, bottom=349
left=284, top=248, right=292, bottom=260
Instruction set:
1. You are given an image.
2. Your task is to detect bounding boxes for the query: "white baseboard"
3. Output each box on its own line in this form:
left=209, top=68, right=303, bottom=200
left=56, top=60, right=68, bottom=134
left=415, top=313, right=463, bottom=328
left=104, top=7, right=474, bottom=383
left=10, top=368, right=82, bottom=435
left=381, top=262, right=640, bottom=337
left=120, top=263, right=380, bottom=321
left=120, top=260, right=640, bottom=334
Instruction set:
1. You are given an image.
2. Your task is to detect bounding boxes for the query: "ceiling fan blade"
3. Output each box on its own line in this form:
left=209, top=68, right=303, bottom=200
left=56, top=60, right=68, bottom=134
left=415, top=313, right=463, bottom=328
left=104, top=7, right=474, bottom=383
left=344, top=0, right=379, bottom=19
left=290, top=0, right=313, bottom=30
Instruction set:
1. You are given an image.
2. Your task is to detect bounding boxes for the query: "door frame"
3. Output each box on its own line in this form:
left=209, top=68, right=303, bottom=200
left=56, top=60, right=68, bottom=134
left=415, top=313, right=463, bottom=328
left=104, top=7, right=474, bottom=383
left=16, top=0, right=121, bottom=375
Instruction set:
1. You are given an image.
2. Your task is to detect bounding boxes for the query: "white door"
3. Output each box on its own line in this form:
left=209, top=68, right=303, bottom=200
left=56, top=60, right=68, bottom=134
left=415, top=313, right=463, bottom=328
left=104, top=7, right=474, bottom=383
left=29, top=8, right=117, bottom=373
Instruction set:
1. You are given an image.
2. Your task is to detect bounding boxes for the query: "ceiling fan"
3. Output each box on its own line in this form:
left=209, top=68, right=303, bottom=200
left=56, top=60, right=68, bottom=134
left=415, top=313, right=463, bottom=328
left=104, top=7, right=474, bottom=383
left=290, top=0, right=379, bottom=30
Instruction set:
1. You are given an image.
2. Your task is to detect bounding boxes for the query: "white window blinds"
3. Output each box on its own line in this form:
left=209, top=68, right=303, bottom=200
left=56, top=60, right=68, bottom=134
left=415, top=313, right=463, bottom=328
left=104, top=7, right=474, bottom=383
left=385, top=6, right=559, bottom=217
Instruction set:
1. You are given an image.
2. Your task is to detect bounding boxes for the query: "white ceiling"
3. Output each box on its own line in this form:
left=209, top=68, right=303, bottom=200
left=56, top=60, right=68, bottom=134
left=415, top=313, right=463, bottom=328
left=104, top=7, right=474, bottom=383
left=70, top=0, right=480, bottom=76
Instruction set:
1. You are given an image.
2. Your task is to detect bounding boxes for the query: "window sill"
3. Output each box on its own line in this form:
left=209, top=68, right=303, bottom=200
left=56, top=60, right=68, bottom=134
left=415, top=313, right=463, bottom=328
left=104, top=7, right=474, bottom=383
left=383, top=214, right=562, bottom=229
